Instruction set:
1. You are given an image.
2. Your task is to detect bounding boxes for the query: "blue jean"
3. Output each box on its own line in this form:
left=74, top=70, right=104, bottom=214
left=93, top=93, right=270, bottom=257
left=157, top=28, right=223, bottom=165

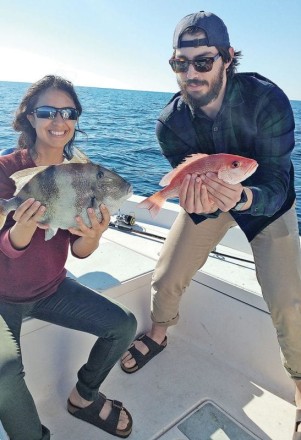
left=0, top=277, right=137, bottom=440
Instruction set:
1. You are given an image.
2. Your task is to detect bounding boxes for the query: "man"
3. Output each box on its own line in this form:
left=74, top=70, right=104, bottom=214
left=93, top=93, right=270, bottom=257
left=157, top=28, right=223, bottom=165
left=121, top=11, right=301, bottom=437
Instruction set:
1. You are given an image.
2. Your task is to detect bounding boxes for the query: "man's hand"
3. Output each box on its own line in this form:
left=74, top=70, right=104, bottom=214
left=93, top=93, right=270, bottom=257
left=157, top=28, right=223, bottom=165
left=179, top=174, right=219, bottom=214
left=201, top=172, right=251, bottom=211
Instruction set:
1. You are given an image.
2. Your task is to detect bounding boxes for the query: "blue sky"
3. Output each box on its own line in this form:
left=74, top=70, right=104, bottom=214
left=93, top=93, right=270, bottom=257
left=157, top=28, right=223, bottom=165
left=1, top=0, right=300, bottom=100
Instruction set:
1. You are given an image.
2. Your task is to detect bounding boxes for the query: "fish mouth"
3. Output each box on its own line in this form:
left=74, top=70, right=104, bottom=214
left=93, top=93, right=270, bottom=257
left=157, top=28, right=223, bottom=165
left=245, top=162, right=258, bottom=176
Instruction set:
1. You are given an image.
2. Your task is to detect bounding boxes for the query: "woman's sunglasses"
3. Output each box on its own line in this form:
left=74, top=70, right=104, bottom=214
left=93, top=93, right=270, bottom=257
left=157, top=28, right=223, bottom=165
left=169, top=53, right=221, bottom=73
left=31, top=106, right=79, bottom=120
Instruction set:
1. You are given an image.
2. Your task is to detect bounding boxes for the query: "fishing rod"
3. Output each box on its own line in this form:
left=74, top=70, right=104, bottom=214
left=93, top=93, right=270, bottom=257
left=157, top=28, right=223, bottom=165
left=109, top=213, right=255, bottom=265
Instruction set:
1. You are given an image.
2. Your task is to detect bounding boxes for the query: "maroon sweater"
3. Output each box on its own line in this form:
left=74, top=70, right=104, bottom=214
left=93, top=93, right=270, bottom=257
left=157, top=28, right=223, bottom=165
left=0, top=150, right=80, bottom=303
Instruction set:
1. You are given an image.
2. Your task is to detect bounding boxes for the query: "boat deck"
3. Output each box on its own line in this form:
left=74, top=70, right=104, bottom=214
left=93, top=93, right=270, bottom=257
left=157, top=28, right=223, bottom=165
left=18, top=205, right=297, bottom=440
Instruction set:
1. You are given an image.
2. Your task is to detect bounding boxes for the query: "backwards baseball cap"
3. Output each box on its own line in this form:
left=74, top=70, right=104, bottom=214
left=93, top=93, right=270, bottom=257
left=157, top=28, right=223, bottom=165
left=173, top=11, right=230, bottom=49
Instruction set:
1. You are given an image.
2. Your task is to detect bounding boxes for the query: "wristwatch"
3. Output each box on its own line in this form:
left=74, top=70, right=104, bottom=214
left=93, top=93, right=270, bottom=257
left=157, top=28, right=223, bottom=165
left=233, top=189, right=248, bottom=211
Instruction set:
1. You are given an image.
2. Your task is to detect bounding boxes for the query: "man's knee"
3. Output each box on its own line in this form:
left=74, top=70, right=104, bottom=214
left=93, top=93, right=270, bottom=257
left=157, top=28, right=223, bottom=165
left=270, top=302, right=301, bottom=329
left=152, top=263, right=190, bottom=292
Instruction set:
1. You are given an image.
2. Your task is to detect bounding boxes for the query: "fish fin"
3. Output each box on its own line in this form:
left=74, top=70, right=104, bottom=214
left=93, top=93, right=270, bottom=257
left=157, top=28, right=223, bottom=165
left=137, top=192, right=166, bottom=217
left=44, top=228, right=58, bottom=241
left=159, top=169, right=176, bottom=187
left=68, top=147, right=91, bottom=164
left=10, top=166, right=49, bottom=194
left=159, top=153, right=208, bottom=186
left=0, top=209, right=7, bottom=229
left=10, top=148, right=90, bottom=193
left=0, top=198, right=17, bottom=228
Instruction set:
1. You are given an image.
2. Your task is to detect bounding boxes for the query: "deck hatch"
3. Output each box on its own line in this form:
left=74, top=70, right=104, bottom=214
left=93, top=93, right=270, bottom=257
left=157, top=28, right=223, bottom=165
left=178, top=401, right=259, bottom=440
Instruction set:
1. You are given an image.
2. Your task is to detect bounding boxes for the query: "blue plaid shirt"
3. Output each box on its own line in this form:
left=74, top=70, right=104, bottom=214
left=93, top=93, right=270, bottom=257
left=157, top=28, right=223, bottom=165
left=156, top=72, right=296, bottom=241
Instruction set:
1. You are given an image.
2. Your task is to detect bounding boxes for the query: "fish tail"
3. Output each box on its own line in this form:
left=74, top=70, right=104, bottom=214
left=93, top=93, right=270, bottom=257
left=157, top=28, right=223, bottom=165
left=137, top=191, right=166, bottom=217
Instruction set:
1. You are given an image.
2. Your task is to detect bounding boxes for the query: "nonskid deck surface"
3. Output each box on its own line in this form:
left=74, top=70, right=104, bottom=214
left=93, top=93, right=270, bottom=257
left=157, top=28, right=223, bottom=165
left=18, top=223, right=297, bottom=440
left=21, top=297, right=295, bottom=440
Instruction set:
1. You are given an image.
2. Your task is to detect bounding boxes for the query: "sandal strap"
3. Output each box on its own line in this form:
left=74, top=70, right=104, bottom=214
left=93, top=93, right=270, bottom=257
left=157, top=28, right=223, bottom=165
left=70, top=392, right=122, bottom=431
left=127, top=345, right=150, bottom=368
left=89, top=392, right=106, bottom=413
left=126, top=334, right=167, bottom=369
left=104, top=399, right=123, bottom=431
left=137, top=334, right=166, bottom=352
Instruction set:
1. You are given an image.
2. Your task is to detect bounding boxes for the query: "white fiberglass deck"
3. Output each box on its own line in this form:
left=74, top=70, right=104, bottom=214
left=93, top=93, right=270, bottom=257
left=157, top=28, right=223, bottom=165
left=18, top=200, right=297, bottom=440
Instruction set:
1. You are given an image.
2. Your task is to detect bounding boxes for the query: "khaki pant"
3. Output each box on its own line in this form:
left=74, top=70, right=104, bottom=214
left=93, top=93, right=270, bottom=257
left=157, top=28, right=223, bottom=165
left=151, top=206, right=301, bottom=379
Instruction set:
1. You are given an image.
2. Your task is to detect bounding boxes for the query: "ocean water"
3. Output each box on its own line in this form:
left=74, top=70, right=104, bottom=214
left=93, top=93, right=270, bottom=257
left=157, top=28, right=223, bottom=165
left=0, top=81, right=301, bottom=233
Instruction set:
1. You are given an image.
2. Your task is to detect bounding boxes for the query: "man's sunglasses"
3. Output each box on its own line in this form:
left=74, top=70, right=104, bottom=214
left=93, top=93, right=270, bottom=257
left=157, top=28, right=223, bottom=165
left=31, top=106, right=79, bottom=120
left=169, top=53, right=221, bottom=73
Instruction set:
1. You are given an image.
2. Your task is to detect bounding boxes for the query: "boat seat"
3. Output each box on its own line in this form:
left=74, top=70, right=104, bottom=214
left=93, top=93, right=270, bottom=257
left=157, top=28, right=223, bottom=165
left=65, top=241, right=156, bottom=292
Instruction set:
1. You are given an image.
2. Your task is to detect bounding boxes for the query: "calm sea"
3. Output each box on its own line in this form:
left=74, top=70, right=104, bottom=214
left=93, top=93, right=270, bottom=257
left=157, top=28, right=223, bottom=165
left=1, top=81, right=301, bottom=233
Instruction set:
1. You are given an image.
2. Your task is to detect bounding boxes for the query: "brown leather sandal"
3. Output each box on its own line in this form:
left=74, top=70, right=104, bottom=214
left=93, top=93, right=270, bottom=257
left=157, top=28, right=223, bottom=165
left=67, top=392, right=132, bottom=438
left=120, top=333, right=167, bottom=374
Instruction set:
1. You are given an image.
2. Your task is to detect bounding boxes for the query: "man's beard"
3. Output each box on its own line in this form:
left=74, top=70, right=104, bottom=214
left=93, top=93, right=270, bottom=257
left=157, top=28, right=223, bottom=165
left=178, top=65, right=224, bottom=110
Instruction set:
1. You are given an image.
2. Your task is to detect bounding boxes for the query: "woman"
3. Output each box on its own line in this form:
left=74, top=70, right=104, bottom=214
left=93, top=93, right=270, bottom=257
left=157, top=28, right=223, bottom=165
left=0, top=75, right=137, bottom=440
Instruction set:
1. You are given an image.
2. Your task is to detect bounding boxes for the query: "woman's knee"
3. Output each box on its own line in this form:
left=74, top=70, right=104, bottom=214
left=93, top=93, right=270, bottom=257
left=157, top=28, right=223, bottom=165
left=110, top=307, right=137, bottom=342
left=122, top=309, right=137, bottom=338
left=0, top=358, right=23, bottom=379
left=0, top=335, right=23, bottom=381
left=0, top=357, right=25, bottom=407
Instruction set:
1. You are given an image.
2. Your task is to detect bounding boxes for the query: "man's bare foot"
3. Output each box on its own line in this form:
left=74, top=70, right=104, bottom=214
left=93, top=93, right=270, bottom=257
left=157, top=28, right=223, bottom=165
left=68, top=387, right=129, bottom=431
left=121, top=325, right=167, bottom=370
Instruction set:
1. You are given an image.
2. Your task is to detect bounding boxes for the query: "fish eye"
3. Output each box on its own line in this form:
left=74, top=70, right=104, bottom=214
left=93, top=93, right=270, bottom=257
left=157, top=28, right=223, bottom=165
left=231, top=161, right=241, bottom=168
left=97, top=170, right=104, bottom=178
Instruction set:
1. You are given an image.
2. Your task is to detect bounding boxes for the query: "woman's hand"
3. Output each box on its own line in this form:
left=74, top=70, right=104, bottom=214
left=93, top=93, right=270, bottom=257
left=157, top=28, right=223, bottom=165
left=68, top=204, right=110, bottom=239
left=12, top=198, right=47, bottom=228
left=69, top=204, right=110, bottom=257
left=10, top=198, right=48, bottom=249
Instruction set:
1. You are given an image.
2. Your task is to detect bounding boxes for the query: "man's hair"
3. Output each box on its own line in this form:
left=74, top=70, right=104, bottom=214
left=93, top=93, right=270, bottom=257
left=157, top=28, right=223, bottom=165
left=175, top=26, right=242, bottom=78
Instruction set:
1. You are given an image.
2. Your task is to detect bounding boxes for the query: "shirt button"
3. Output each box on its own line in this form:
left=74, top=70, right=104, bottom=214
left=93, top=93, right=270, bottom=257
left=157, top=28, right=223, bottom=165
left=213, top=126, right=218, bottom=132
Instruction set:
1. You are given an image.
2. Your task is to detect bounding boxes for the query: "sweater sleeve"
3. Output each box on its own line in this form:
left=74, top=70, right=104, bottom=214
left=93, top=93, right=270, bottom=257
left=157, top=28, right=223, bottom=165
left=0, top=228, right=30, bottom=258
left=237, top=87, right=295, bottom=217
left=0, top=156, right=23, bottom=257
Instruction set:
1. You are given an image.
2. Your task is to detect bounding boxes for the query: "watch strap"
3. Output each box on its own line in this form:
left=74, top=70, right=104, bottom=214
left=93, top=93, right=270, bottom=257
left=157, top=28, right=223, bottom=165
left=233, top=189, right=248, bottom=211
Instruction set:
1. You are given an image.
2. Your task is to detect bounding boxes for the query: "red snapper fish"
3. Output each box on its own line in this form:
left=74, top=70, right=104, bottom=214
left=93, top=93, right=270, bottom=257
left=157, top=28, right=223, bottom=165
left=138, top=153, right=258, bottom=217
